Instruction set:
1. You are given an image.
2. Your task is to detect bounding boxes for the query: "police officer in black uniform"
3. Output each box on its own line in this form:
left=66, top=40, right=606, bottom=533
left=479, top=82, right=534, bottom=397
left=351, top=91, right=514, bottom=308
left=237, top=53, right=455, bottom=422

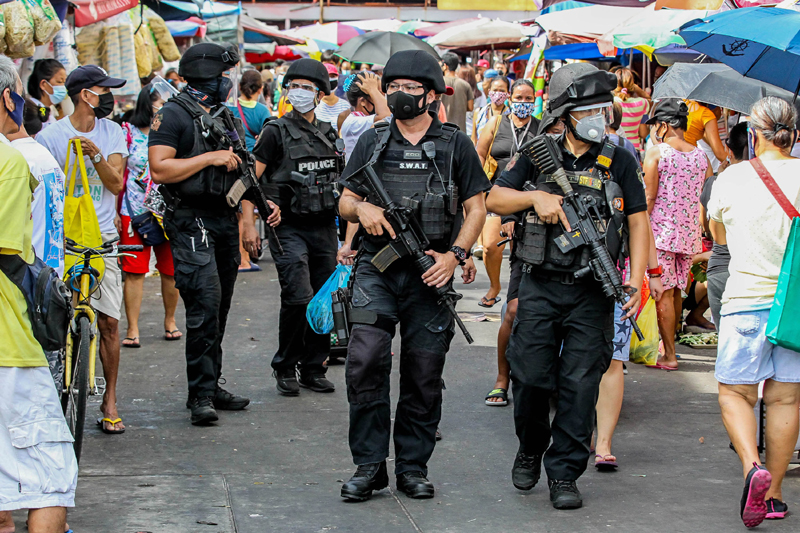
left=149, top=43, right=281, bottom=426
left=244, top=59, right=340, bottom=396
left=337, top=50, right=490, bottom=502
left=486, top=63, right=650, bottom=509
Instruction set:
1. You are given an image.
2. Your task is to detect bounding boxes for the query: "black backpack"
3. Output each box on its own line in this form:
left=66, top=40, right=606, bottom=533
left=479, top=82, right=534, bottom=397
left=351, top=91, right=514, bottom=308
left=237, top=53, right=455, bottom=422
left=0, top=253, right=72, bottom=351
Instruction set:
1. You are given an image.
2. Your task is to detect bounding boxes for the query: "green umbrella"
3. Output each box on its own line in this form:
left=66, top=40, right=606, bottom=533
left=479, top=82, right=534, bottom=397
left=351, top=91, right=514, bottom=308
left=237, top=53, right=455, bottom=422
left=397, top=20, right=433, bottom=34
left=335, top=31, right=439, bottom=67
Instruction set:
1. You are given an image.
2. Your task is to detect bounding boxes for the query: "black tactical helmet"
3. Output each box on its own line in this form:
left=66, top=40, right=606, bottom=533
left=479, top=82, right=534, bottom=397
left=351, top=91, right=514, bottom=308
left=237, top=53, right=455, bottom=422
left=179, top=42, right=239, bottom=80
left=546, top=63, right=616, bottom=119
left=283, top=58, right=331, bottom=95
left=382, top=50, right=447, bottom=95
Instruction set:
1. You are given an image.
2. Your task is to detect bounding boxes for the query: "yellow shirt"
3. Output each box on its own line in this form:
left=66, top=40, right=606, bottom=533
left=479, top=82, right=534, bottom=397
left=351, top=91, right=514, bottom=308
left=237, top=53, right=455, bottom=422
left=0, top=142, right=46, bottom=367
left=684, top=100, right=717, bottom=146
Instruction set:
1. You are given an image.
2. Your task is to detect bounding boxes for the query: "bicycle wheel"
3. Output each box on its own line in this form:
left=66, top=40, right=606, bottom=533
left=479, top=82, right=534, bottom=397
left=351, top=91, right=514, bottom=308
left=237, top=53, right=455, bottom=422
left=64, top=315, right=91, bottom=464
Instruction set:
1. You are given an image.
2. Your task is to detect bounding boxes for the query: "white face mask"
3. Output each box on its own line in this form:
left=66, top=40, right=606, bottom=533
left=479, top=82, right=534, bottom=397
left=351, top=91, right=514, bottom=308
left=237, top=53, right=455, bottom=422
left=287, top=88, right=317, bottom=113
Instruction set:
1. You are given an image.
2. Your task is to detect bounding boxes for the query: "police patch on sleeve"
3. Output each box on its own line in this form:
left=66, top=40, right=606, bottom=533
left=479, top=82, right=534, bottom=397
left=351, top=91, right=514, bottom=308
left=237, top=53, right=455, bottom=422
left=151, top=111, right=163, bottom=132
left=506, top=153, right=521, bottom=172
left=636, top=166, right=644, bottom=185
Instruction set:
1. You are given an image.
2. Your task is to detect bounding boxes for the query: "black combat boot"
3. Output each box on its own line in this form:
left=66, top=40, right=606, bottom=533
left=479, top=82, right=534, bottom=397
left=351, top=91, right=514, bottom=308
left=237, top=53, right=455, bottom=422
left=548, top=479, right=583, bottom=510
left=189, top=397, right=218, bottom=426
left=396, top=471, right=435, bottom=499
left=511, top=451, right=542, bottom=490
left=341, top=461, right=389, bottom=501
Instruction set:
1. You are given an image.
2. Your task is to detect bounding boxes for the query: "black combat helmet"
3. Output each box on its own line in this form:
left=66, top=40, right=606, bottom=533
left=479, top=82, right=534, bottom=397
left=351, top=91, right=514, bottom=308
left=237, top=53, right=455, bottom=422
left=283, top=59, right=331, bottom=95
left=179, top=42, right=239, bottom=80
left=540, top=63, right=616, bottom=132
left=382, top=50, right=447, bottom=95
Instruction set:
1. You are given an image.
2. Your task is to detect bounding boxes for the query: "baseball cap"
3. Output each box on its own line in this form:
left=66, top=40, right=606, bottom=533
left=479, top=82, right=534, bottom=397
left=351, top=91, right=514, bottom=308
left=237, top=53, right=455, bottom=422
left=325, top=63, right=339, bottom=77
left=645, top=98, right=689, bottom=124
left=444, top=86, right=455, bottom=96
left=476, top=59, right=490, bottom=69
left=483, top=69, right=500, bottom=80
left=66, top=65, right=126, bottom=97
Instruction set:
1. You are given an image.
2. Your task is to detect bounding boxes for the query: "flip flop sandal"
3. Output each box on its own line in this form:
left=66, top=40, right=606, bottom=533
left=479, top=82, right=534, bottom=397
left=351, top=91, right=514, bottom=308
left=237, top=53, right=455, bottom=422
left=122, top=337, right=140, bottom=348
left=646, top=363, right=678, bottom=371
left=478, top=296, right=502, bottom=308
left=97, top=417, right=125, bottom=435
left=164, top=329, right=183, bottom=341
left=238, top=263, right=262, bottom=272
left=595, top=454, right=618, bottom=471
left=485, top=388, right=508, bottom=406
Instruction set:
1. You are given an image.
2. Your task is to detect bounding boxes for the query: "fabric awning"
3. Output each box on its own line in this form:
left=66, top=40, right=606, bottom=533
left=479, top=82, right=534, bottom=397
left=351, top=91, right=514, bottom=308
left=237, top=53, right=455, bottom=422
left=72, top=0, right=139, bottom=28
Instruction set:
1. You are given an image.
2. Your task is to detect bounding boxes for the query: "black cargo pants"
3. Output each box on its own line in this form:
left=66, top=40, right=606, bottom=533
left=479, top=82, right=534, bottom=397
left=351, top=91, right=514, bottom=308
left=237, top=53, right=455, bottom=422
left=268, top=222, right=338, bottom=377
left=506, top=272, right=615, bottom=481
left=165, top=210, right=240, bottom=400
left=346, top=254, right=454, bottom=476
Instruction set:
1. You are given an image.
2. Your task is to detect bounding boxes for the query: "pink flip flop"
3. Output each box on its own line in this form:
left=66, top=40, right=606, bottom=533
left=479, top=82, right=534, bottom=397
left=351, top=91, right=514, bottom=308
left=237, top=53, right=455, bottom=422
left=595, top=454, right=618, bottom=471
left=646, top=363, right=678, bottom=371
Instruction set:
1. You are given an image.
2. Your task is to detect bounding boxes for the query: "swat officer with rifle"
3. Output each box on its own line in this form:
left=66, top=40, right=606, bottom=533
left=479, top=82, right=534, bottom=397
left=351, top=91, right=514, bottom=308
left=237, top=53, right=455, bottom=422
left=149, top=43, right=282, bottom=426
left=243, top=58, right=342, bottom=397
left=337, top=50, right=490, bottom=502
left=486, top=63, right=650, bottom=510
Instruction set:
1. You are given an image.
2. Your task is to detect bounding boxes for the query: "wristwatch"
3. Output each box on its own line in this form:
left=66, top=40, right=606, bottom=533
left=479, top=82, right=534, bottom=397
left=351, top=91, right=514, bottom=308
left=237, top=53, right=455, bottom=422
left=449, top=245, right=467, bottom=266
left=647, top=266, right=663, bottom=278
left=92, top=153, right=102, bottom=164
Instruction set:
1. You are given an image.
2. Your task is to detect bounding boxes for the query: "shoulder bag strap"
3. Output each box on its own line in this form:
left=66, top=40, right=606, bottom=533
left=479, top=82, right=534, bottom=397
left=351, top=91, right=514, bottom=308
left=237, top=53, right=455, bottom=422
left=486, top=115, right=503, bottom=158
left=751, top=158, right=800, bottom=219
left=236, top=100, right=259, bottom=138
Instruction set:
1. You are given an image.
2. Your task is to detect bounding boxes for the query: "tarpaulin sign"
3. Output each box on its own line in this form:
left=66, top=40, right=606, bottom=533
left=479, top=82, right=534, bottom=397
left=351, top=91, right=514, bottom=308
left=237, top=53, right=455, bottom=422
left=72, top=0, right=139, bottom=28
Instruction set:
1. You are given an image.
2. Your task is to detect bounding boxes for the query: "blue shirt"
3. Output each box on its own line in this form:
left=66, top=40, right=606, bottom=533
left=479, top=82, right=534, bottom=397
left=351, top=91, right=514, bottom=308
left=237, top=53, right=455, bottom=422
left=228, top=99, right=272, bottom=151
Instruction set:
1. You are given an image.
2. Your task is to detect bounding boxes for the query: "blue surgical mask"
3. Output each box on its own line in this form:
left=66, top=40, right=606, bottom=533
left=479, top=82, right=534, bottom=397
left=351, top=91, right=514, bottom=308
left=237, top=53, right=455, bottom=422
left=46, top=81, right=67, bottom=105
left=5, top=90, right=24, bottom=127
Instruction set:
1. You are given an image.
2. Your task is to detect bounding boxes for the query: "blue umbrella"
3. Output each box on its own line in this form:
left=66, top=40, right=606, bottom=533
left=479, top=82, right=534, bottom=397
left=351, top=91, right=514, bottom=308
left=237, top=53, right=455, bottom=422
left=679, top=7, right=800, bottom=95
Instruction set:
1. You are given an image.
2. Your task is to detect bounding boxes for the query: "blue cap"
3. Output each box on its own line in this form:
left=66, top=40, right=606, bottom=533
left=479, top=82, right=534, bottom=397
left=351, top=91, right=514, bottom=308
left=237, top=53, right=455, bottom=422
left=483, top=69, right=500, bottom=79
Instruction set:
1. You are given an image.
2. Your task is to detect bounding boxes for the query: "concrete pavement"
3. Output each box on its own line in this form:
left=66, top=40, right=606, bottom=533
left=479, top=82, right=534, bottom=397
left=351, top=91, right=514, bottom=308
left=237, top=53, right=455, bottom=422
left=16, top=256, right=799, bottom=532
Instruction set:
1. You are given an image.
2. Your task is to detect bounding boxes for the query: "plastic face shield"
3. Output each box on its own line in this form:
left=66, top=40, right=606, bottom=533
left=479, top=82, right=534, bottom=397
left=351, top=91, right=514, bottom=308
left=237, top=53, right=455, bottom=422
left=149, top=76, right=179, bottom=103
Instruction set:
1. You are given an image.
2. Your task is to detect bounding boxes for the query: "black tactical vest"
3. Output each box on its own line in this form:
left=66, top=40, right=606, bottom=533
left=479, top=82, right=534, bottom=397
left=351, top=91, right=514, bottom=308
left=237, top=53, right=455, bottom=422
left=517, top=140, right=627, bottom=274
left=264, top=113, right=341, bottom=216
left=165, top=93, right=240, bottom=211
left=367, top=121, right=460, bottom=246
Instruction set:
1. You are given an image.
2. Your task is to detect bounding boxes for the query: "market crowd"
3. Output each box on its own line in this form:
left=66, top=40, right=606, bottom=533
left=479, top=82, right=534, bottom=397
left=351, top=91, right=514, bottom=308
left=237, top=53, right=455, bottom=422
left=1, top=40, right=799, bottom=533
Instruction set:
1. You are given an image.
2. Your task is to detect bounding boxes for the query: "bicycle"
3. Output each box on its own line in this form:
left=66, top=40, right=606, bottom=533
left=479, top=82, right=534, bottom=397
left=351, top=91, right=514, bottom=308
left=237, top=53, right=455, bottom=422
left=62, top=237, right=142, bottom=463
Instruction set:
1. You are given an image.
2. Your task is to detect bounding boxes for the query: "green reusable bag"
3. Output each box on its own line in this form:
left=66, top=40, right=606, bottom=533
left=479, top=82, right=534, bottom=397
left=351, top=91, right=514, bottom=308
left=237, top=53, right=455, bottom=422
left=751, top=158, right=800, bottom=351
left=766, top=217, right=800, bottom=351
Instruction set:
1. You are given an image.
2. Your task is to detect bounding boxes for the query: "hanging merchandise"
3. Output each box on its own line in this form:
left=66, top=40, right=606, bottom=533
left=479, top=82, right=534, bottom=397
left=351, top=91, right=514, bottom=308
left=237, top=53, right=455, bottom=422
left=0, top=8, right=6, bottom=54
left=74, top=11, right=140, bottom=96
left=142, top=7, right=180, bottom=62
left=3, top=0, right=35, bottom=59
left=132, top=24, right=152, bottom=78
left=24, top=0, right=60, bottom=45
left=52, top=22, right=79, bottom=73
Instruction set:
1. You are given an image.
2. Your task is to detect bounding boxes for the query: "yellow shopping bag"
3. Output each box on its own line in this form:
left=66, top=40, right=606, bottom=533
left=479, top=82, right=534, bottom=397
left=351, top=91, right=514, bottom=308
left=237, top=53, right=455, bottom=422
left=63, top=139, right=105, bottom=282
left=629, top=297, right=658, bottom=366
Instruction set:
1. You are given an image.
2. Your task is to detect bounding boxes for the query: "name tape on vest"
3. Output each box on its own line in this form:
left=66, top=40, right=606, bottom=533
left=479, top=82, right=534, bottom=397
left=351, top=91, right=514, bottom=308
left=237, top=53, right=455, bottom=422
left=298, top=159, right=337, bottom=173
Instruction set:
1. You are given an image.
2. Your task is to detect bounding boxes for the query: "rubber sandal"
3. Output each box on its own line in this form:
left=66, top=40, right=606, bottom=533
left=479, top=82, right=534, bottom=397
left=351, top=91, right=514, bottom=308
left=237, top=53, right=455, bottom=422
left=122, top=337, right=140, bottom=348
left=485, top=388, right=508, bottom=406
left=478, top=296, right=502, bottom=308
left=164, top=329, right=183, bottom=341
left=97, top=417, right=125, bottom=435
left=238, top=263, right=262, bottom=272
left=646, top=363, right=678, bottom=371
left=595, top=454, right=618, bottom=471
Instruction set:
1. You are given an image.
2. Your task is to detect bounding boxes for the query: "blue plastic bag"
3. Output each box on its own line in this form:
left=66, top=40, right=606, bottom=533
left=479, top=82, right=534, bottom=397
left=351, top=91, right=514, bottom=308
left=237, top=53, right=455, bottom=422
left=306, top=264, right=352, bottom=334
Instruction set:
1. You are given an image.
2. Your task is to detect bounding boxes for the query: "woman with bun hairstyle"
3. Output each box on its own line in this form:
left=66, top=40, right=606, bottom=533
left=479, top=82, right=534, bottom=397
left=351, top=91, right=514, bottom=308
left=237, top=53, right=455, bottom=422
left=27, top=59, right=67, bottom=130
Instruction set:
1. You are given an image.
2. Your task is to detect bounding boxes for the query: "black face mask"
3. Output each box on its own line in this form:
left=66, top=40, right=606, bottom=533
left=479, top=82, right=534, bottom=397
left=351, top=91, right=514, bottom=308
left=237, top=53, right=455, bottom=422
left=387, top=90, right=428, bottom=121
left=91, top=92, right=115, bottom=119
left=188, top=77, right=233, bottom=106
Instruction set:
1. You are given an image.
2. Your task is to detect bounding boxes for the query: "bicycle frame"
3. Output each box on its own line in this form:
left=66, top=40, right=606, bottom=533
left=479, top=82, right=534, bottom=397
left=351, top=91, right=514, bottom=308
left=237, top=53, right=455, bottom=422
left=64, top=251, right=100, bottom=395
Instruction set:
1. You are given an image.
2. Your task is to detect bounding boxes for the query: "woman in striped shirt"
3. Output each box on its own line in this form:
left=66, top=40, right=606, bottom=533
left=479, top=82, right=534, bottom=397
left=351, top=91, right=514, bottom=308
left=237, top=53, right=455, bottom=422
left=613, top=68, right=650, bottom=152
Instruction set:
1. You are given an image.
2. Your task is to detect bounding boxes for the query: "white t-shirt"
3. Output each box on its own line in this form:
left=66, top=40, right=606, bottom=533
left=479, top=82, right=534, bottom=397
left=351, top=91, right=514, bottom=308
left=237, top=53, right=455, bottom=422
left=315, top=98, right=351, bottom=128
left=10, top=137, right=66, bottom=276
left=708, top=158, right=800, bottom=315
left=36, top=117, right=128, bottom=234
left=340, top=113, right=392, bottom=163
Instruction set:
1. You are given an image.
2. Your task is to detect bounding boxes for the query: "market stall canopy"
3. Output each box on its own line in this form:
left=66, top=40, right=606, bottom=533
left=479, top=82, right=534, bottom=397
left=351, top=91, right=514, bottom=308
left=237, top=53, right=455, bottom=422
left=652, top=62, right=800, bottom=121
left=246, top=46, right=302, bottom=65
left=679, top=6, right=800, bottom=94
left=143, top=0, right=240, bottom=21
left=597, top=7, right=711, bottom=56
left=345, top=19, right=405, bottom=32
left=414, top=18, right=480, bottom=38
left=285, top=22, right=364, bottom=48
left=72, top=0, right=139, bottom=27
left=397, top=20, right=437, bottom=34
left=534, top=5, right=641, bottom=45
left=427, top=19, right=533, bottom=50
left=166, top=17, right=207, bottom=38
left=241, top=14, right=305, bottom=46
left=543, top=42, right=642, bottom=61
left=539, top=0, right=655, bottom=6
left=336, top=31, right=439, bottom=66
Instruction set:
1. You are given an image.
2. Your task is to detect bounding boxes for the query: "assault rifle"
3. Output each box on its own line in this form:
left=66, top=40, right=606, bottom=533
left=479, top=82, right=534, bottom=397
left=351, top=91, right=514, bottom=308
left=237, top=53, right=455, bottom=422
left=521, top=135, right=644, bottom=341
left=217, top=109, right=283, bottom=255
left=353, top=162, right=474, bottom=344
